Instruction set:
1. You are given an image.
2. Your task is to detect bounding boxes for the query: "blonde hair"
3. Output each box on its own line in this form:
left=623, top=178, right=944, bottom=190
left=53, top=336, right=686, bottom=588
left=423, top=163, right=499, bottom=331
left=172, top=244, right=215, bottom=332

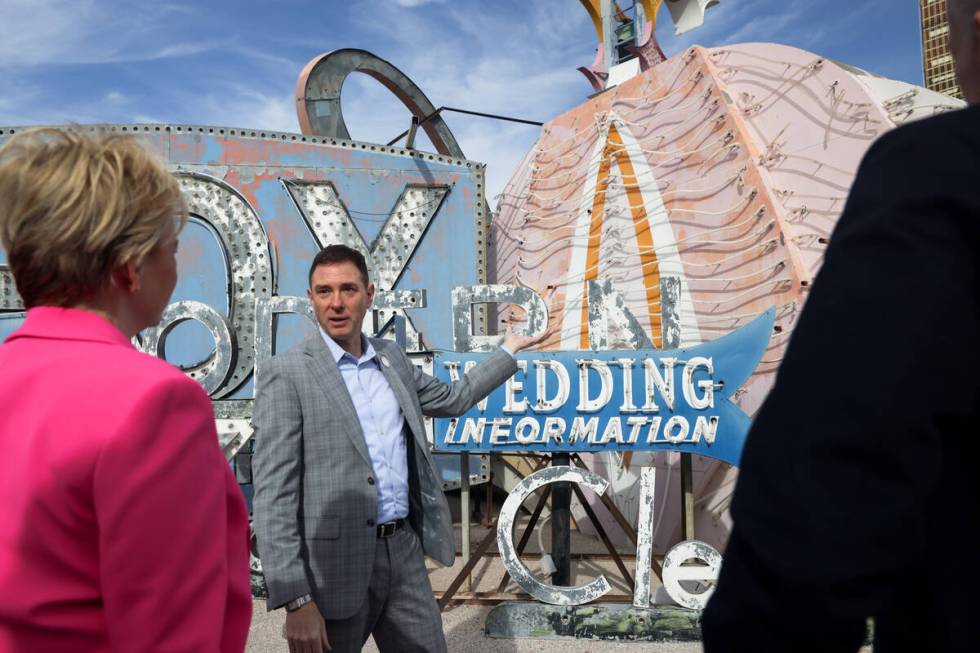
left=0, top=127, right=186, bottom=308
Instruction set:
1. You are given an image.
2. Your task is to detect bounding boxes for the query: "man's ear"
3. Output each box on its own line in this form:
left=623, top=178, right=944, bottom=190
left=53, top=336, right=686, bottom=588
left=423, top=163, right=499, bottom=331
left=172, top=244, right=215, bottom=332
left=366, top=282, right=375, bottom=305
left=110, top=260, right=140, bottom=293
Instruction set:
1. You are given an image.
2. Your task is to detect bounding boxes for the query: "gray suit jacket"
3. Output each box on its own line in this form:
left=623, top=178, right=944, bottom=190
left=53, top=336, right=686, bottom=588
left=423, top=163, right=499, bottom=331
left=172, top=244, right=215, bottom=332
left=251, top=334, right=515, bottom=618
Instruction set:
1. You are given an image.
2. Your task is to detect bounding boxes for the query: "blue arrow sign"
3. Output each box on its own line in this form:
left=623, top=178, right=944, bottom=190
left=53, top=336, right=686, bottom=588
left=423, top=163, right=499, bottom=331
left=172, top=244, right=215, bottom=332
left=433, top=308, right=774, bottom=466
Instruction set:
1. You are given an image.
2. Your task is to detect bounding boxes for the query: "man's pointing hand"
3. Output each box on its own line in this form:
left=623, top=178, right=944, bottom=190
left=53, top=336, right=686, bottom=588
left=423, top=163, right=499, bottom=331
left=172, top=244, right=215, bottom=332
left=502, top=324, right=555, bottom=353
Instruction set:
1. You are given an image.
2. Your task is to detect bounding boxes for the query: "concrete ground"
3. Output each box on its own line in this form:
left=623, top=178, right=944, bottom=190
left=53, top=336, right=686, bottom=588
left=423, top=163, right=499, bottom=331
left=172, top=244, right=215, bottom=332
left=247, top=520, right=696, bottom=652
left=246, top=520, right=871, bottom=653
left=247, top=601, right=706, bottom=653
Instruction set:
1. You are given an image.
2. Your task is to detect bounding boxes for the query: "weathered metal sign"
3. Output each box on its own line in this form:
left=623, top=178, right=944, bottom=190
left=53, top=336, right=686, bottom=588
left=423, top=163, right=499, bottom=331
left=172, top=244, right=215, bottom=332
left=498, top=465, right=722, bottom=610
left=0, top=123, right=488, bottom=357
left=0, top=123, right=491, bottom=489
left=434, top=309, right=774, bottom=465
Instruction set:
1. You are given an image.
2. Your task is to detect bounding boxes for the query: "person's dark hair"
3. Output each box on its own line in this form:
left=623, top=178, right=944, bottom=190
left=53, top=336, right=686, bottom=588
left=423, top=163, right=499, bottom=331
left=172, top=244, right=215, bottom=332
left=308, top=244, right=370, bottom=287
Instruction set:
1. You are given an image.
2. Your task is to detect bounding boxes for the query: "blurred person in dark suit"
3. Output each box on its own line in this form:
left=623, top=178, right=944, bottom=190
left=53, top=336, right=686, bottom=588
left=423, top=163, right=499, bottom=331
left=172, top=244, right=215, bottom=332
left=702, top=1, right=980, bottom=651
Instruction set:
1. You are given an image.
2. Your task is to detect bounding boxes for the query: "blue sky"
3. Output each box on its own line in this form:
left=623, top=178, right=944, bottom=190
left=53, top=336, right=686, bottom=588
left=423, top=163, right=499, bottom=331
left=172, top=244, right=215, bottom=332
left=0, top=0, right=922, bottom=200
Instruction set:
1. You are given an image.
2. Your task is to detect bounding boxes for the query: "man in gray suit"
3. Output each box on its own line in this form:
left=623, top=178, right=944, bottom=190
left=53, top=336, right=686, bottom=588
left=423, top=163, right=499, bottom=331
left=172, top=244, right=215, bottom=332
left=253, top=244, right=547, bottom=653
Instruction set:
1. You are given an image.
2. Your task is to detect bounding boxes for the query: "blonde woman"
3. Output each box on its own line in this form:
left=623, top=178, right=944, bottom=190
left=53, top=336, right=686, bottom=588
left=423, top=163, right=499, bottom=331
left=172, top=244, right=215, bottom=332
left=0, top=128, right=251, bottom=652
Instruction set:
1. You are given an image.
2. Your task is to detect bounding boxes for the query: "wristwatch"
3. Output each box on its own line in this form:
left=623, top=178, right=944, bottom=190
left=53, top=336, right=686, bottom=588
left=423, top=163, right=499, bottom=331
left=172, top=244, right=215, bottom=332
left=285, top=594, right=314, bottom=612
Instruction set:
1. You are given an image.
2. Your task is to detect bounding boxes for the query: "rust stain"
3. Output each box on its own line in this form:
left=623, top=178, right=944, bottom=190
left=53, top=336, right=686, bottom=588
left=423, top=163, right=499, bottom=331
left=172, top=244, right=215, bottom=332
left=217, top=137, right=281, bottom=165
left=170, top=136, right=208, bottom=161
left=622, top=451, right=634, bottom=473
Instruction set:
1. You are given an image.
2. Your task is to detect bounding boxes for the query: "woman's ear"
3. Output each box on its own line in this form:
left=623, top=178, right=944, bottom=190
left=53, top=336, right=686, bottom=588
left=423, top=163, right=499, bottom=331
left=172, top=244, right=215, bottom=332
left=110, top=260, right=141, bottom=293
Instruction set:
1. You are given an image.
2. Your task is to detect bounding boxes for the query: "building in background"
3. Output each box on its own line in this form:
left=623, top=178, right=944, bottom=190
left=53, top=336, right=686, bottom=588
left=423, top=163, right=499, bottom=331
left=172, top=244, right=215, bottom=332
left=920, top=0, right=963, bottom=98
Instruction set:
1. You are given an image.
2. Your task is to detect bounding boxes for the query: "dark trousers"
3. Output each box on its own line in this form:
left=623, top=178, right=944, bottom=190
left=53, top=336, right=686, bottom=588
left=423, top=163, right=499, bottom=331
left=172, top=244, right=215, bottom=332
left=322, top=527, right=447, bottom=653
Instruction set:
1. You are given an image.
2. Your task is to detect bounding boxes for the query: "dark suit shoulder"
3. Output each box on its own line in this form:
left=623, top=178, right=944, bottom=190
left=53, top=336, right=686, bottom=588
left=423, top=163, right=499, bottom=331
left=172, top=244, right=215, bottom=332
left=835, top=106, right=980, bottom=249
left=879, top=103, right=980, bottom=145
left=861, top=105, right=980, bottom=186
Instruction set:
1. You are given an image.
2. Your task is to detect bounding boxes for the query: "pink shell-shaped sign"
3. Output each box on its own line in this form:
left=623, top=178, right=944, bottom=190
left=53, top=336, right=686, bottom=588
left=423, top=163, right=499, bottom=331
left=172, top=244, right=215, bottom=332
left=490, top=41, right=962, bottom=553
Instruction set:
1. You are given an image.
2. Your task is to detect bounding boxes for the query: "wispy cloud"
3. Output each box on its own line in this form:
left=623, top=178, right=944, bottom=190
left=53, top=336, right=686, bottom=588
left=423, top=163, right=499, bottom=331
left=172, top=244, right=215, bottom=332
left=103, top=91, right=128, bottom=106
left=209, top=84, right=298, bottom=133
left=0, top=0, right=925, bottom=201
left=0, top=0, right=220, bottom=67
left=342, top=0, right=594, bottom=198
left=392, top=0, right=444, bottom=7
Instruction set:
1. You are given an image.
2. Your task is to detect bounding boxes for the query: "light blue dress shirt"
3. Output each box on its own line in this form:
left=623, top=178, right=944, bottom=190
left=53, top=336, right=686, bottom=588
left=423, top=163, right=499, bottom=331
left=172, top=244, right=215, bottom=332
left=320, top=329, right=408, bottom=524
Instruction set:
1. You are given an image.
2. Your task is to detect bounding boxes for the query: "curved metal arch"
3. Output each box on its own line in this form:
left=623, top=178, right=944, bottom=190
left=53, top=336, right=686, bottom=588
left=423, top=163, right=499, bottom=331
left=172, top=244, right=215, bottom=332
left=295, top=48, right=465, bottom=159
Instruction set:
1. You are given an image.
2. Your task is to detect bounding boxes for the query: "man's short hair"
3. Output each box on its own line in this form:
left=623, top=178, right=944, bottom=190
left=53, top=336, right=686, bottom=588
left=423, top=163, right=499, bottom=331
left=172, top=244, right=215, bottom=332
left=0, top=127, right=186, bottom=308
left=308, top=244, right=370, bottom=287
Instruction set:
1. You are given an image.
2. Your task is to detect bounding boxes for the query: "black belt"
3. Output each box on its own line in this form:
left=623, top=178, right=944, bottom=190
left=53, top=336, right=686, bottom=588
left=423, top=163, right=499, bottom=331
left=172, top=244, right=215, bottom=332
left=377, top=519, right=404, bottom=538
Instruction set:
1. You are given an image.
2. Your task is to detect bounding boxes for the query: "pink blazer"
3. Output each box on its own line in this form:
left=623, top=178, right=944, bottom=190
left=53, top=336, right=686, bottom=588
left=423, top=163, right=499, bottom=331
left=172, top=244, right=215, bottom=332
left=0, top=307, right=251, bottom=652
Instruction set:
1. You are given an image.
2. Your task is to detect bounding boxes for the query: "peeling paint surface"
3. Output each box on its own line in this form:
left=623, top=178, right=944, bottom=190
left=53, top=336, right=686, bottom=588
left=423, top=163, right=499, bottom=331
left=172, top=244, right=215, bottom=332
left=498, top=466, right=612, bottom=605
left=434, top=308, right=773, bottom=464
left=254, top=296, right=316, bottom=375
left=140, top=300, right=234, bottom=396
left=489, top=41, right=951, bottom=555
left=633, top=467, right=657, bottom=607
left=660, top=539, right=722, bottom=610
left=452, top=285, right=549, bottom=353
left=586, top=279, right=655, bottom=350
left=0, top=124, right=488, bottom=496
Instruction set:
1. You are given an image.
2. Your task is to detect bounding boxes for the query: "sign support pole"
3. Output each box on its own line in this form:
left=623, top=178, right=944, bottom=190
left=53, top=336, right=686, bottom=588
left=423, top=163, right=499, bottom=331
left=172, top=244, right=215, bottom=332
left=680, top=454, right=695, bottom=541
left=461, top=451, right=471, bottom=591
left=660, top=276, right=696, bottom=542
left=571, top=453, right=663, bottom=581
left=551, top=452, right=572, bottom=586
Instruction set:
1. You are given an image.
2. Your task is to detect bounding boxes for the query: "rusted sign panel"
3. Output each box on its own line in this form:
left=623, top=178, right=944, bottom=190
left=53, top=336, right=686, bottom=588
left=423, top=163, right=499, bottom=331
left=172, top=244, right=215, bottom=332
left=0, top=123, right=489, bottom=489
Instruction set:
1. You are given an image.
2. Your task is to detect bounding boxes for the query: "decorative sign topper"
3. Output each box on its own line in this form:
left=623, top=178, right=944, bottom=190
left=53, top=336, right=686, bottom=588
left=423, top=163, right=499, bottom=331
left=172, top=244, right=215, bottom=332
left=434, top=308, right=774, bottom=466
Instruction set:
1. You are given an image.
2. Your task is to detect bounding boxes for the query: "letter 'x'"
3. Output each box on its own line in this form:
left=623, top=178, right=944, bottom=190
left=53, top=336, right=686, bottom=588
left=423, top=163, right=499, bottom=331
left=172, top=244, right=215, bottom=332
left=283, top=179, right=450, bottom=346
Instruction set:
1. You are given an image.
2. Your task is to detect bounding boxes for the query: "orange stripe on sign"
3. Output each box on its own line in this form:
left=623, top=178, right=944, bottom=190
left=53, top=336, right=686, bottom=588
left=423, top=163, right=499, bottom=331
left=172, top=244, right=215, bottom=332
left=580, top=123, right=662, bottom=349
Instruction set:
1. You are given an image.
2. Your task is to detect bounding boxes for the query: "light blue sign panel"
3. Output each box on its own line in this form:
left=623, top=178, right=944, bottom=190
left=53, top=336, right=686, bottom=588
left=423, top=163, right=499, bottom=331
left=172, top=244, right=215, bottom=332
left=433, top=309, right=774, bottom=466
left=0, top=124, right=490, bottom=493
left=0, top=126, right=485, bottom=374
